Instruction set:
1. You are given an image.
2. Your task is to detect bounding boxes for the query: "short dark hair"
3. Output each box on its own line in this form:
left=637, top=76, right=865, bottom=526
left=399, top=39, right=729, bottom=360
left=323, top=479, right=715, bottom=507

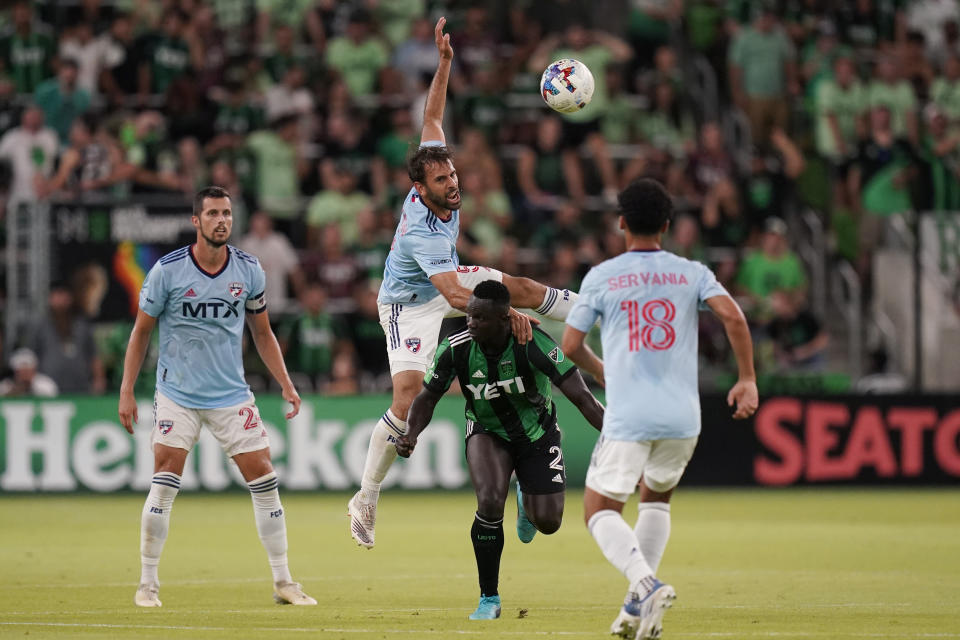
left=408, top=145, right=454, bottom=183
left=193, top=186, right=231, bottom=216
left=472, top=280, right=510, bottom=307
left=618, top=178, right=674, bottom=235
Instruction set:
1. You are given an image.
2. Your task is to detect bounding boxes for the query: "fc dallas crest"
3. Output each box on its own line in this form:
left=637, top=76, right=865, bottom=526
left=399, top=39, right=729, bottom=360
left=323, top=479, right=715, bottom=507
left=405, top=337, right=422, bottom=353
left=229, top=282, right=244, bottom=297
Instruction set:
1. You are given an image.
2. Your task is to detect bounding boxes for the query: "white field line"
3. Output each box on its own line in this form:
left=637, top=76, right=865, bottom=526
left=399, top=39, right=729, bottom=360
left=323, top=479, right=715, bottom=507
left=0, top=573, right=471, bottom=590
left=1, top=622, right=959, bottom=638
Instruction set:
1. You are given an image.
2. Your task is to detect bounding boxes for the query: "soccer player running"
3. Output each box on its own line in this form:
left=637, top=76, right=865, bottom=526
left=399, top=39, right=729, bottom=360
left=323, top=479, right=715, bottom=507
left=349, top=18, right=580, bottom=548
left=117, top=186, right=315, bottom=608
left=395, top=280, right=604, bottom=619
left=562, top=179, right=759, bottom=640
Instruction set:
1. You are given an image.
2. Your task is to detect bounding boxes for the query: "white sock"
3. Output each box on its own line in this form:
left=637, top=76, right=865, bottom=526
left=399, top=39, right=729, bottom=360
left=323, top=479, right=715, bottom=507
left=634, top=502, right=671, bottom=573
left=248, top=471, right=293, bottom=585
left=359, top=409, right=407, bottom=503
left=140, top=472, right=180, bottom=586
left=588, top=510, right=655, bottom=595
left=534, top=287, right=578, bottom=320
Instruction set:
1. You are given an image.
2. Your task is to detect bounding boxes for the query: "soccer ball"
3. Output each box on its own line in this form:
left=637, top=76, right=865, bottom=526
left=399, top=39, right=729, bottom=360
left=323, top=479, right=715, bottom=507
left=539, top=58, right=595, bottom=114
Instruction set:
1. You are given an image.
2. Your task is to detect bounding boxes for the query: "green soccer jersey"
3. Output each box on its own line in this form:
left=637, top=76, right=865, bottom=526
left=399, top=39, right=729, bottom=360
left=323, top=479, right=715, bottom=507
left=424, top=327, right=576, bottom=445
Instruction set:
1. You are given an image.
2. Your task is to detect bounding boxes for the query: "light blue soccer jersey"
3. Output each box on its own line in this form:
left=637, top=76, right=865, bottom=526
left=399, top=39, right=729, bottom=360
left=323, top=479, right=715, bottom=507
left=139, top=245, right=267, bottom=408
left=378, top=141, right=460, bottom=305
left=566, top=250, right=730, bottom=441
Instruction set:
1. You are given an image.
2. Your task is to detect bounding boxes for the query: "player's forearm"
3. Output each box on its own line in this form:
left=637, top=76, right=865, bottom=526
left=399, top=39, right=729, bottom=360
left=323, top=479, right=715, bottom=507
left=562, top=375, right=605, bottom=432
left=441, top=286, right=471, bottom=313
left=565, top=341, right=603, bottom=383
left=423, top=58, right=452, bottom=129
left=406, top=390, right=440, bottom=440
left=723, top=316, right=756, bottom=381
left=252, top=329, right=296, bottom=391
left=119, top=330, right=150, bottom=395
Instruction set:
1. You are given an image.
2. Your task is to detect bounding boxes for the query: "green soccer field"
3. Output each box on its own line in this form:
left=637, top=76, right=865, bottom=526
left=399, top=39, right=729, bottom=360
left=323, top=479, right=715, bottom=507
left=0, top=489, right=958, bottom=639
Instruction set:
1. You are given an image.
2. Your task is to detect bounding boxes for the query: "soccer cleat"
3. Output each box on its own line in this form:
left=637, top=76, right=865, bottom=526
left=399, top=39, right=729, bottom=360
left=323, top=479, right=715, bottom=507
left=347, top=492, right=376, bottom=549
left=468, top=594, right=502, bottom=620
left=516, top=483, right=536, bottom=543
left=273, top=581, right=317, bottom=605
left=618, top=579, right=676, bottom=640
left=134, top=583, right=161, bottom=607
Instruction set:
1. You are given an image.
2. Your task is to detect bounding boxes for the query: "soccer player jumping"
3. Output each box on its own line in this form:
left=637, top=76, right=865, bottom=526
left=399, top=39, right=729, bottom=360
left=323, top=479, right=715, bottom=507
left=562, top=179, right=759, bottom=639
left=349, top=18, right=581, bottom=549
left=395, top=280, right=604, bottom=619
left=118, top=186, right=315, bottom=608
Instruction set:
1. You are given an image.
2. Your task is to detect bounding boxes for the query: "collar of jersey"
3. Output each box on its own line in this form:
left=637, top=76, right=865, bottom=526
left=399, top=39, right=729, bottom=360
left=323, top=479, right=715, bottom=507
left=189, top=244, right=231, bottom=278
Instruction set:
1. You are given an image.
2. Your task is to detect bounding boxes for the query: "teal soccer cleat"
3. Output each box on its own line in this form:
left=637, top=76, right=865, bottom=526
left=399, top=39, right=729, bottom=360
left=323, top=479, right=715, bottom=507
left=468, top=594, right=502, bottom=620
left=516, top=483, right=536, bottom=543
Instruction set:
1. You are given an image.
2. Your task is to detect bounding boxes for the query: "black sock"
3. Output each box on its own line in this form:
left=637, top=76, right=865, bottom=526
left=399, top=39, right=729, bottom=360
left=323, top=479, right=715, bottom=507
left=471, top=512, right=504, bottom=597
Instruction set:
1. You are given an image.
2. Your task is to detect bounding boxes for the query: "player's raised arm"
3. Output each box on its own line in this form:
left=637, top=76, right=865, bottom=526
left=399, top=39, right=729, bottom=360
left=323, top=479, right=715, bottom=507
left=705, top=294, right=758, bottom=419
left=395, top=386, right=443, bottom=458
left=118, top=309, right=157, bottom=434
left=421, top=17, right=453, bottom=145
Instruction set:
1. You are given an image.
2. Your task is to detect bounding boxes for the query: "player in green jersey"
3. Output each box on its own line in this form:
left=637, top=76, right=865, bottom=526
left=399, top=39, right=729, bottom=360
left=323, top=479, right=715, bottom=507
left=395, top=280, right=604, bottom=620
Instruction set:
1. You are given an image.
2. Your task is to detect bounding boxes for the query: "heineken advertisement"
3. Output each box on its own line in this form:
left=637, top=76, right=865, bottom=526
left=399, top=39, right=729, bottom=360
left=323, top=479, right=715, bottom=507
left=0, top=394, right=603, bottom=493
left=2, top=394, right=958, bottom=492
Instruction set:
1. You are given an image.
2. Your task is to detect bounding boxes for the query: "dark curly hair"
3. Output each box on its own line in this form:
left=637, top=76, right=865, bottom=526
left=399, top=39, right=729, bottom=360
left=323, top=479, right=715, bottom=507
left=618, top=178, right=674, bottom=235
left=407, top=144, right=454, bottom=183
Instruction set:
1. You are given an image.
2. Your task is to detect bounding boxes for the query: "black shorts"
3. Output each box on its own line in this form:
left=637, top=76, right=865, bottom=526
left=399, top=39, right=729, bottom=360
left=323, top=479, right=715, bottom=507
left=559, top=118, right=600, bottom=150
left=466, top=422, right=566, bottom=495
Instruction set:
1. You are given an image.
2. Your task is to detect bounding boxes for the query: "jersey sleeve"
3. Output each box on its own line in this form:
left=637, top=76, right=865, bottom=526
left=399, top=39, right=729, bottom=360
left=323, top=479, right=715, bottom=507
left=139, top=263, right=167, bottom=318
left=697, top=262, right=730, bottom=309
left=527, top=328, right=576, bottom=384
left=245, top=261, right=267, bottom=314
left=565, top=268, right=602, bottom=332
left=423, top=338, right=456, bottom=394
left=408, top=231, right=457, bottom=277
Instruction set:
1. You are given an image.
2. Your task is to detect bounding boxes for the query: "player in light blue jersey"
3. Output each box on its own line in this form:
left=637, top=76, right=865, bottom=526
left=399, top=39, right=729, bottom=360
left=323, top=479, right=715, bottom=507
left=349, top=18, right=586, bottom=549
left=118, top=186, right=316, bottom=609
left=562, top=179, right=758, bottom=639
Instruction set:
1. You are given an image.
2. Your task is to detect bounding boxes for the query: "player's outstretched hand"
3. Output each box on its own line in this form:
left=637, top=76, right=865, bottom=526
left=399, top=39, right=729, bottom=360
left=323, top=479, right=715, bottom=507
left=727, top=379, right=759, bottom=419
left=283, top=386, right=302, bottom=419
left=509, top=308, right=538, bottom=344
left=118, top=392, right=138, bottom=434
left=435, top=16, right=453, bottom=60
left=395, top=434, right=417, bottom=458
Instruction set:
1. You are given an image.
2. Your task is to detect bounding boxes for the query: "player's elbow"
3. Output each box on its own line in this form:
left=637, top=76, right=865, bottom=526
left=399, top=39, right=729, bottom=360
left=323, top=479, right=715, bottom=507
left=560, top=331, right=582, bottom=358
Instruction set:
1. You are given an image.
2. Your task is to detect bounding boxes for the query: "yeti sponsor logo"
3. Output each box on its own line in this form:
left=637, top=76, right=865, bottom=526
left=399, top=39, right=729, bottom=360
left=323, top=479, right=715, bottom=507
left=465, top=376, right=526, bottom=400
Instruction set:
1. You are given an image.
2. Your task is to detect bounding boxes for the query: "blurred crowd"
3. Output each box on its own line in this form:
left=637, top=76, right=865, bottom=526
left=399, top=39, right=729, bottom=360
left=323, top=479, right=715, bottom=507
left=2, top=0, right=959, bottom=397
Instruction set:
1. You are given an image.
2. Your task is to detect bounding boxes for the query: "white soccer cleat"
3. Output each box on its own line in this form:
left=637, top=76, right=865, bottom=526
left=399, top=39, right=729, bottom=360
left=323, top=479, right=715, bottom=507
left=134, top=583, right=162, bottom=607
left=636, top=581, right=676, bottom=640
left=273, top=581, right=317, bottom=605
left=347, top=492, right=376, bottom=549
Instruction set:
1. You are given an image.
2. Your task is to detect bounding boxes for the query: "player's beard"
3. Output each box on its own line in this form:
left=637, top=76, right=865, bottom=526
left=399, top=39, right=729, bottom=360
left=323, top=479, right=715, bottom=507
left=200, top=226, right=230, bottom=248
left=426, top=186, right=461, bottom=213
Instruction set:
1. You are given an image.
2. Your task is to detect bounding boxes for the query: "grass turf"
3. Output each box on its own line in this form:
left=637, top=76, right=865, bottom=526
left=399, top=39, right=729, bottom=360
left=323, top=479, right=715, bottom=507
left=0, top=489, right=958, bottom=639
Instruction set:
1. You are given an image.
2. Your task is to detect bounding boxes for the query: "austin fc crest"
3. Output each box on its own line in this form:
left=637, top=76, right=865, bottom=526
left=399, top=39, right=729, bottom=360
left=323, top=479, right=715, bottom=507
left=158, top=420, right=174, bottom=435
left=405, top=337, right=422, bottom=353
left=229, top=282, right=244, bottom=297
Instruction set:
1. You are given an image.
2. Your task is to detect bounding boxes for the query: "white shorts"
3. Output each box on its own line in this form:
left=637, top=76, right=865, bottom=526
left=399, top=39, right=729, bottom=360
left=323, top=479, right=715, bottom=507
left=379, top=266, right=503, bottom=376
left=152, top=390, right=269, bottom=457
left=585, top=436, right=698, bottom=502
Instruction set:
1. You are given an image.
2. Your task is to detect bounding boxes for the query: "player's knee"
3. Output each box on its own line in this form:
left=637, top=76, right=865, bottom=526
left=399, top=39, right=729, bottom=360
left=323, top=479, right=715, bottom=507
left=534, top=513, right=562, bottom=535
left=475, top=493, right=505, bottom=521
